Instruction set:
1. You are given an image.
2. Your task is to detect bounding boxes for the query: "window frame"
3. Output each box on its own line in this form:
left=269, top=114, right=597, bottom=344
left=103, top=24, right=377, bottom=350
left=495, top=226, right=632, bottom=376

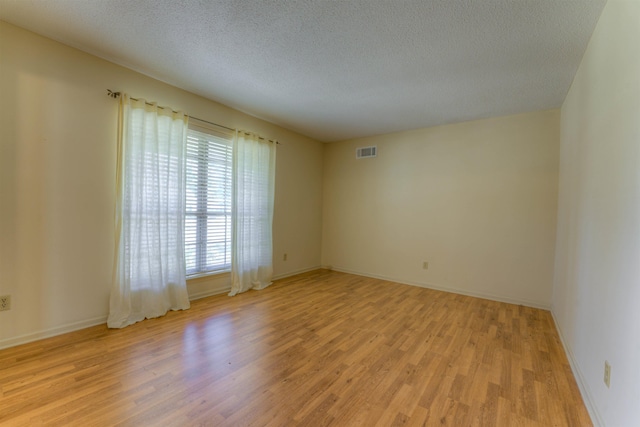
left=184, top=121, right=234, bottom=277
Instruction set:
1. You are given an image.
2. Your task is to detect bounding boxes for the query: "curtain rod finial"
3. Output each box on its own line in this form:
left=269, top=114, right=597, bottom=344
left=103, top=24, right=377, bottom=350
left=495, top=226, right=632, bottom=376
left=107, top=89, right=121, bottom=98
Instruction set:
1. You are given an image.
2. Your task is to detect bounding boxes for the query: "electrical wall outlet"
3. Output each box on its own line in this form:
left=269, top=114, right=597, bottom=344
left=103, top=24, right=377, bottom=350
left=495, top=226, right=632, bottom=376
left=604, top=361, right=611, bottom=388
left=423, top=261, right=429, bottom=270
left=0, top=295, right=10, bottom=311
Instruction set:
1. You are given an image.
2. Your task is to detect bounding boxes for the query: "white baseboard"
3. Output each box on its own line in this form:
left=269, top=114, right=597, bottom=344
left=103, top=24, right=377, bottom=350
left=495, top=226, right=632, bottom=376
left=188, top=285, right=230, bottom=301
left=329, top=266, right=551, bottom=310
left=550, top=309, right=603, bottom=427
left=0, top=286, right=231, bottom=350
left=0, top=265, right=547, bottom=352
left=0, top=284, right=231, bottom=351
left=0, top=267, right=323, bottom=351
left=273, top=265, right=323, bottom=281
left=0, top=315, right=108, bottom=351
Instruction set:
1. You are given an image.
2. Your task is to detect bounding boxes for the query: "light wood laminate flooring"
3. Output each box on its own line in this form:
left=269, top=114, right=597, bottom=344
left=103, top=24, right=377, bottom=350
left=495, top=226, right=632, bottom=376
left=0, top=269, right=592, bottom=426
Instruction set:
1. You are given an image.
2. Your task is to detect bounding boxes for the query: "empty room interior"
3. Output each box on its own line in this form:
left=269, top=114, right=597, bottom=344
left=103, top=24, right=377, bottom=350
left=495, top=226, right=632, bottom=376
left=0, top=0, right=639, bottom=426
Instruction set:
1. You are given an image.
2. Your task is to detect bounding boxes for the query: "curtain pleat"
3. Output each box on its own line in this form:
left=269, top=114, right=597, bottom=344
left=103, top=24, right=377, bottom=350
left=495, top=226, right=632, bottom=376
left=108, top=94, right=190, bottom=328
left=229, top=131, right=276, bottom=296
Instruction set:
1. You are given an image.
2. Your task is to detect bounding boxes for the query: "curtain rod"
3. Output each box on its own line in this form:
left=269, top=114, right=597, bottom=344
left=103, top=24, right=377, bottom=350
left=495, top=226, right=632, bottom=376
left=107, top=90, right=280, bottom=144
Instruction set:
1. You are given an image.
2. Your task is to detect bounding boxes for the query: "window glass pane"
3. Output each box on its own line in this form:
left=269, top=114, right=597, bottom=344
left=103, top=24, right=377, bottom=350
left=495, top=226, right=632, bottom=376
left=185, top=126, right=233, bottom=275
left=185, top=215, right=198, bottom=273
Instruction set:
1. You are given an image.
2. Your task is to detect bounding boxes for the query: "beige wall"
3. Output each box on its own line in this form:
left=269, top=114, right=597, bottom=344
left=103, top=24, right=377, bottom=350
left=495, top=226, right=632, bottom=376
left=553, top=1, right=640, bottom=425
left=322, top=110, right=560, bottom=307
left=0, top=22, right=323, bottom=347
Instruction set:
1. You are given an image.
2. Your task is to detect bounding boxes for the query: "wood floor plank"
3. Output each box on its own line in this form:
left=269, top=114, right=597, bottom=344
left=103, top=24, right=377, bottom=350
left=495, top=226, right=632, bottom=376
left=0, top=269, right=592, bottom=426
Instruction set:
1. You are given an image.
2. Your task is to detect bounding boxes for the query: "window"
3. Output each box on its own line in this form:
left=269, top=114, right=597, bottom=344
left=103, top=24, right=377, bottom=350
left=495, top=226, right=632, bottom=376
left=184, top=123, right=233, bottom=276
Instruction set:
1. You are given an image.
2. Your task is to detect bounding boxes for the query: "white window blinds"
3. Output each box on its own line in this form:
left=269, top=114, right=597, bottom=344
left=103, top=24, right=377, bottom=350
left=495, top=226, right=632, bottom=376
left=185, top=124, right=233, bottom=276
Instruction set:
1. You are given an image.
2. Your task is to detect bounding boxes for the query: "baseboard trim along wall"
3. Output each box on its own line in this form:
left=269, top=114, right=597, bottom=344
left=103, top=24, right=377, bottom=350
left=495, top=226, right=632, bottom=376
left=188, top=284, right=231, bottom=301
left=189, top=265, right=324, bottom=299
left=2, top=265, right=541, bottom=350
left=550, top=309, right=603, bottom=427
left=0, top=265, right=324, bottom=350
left=328, top=266, right=551, bottom=310
left=0, top=315, right=108, bottom=351
left=272, top=265, right=323, bottom=281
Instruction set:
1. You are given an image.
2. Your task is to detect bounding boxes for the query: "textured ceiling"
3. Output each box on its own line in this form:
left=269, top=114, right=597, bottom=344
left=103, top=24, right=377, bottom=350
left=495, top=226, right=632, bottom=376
left=0, top=0, right=606, bottom=142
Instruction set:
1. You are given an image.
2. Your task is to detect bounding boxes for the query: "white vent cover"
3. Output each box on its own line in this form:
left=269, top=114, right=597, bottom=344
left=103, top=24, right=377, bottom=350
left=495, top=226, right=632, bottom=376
left=356, top=146, right=377, bottom=159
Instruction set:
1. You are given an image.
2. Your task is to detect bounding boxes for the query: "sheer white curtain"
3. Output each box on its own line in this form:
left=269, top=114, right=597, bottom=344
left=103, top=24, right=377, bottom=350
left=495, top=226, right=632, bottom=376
left=108, top=94, right=190, bottom=328
left=229, top=131, right=277, bottom=296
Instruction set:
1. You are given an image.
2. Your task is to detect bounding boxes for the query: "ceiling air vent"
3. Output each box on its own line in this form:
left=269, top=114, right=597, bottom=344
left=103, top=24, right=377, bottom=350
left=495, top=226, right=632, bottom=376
left=356, top=146, right=377, bottom=159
